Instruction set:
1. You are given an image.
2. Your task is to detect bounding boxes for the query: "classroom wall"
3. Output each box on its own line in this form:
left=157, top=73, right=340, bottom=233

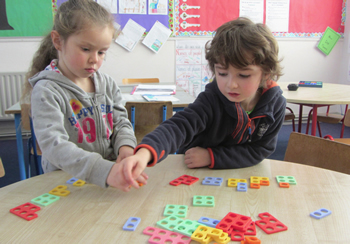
left=0, top=37, right=347, bottom=116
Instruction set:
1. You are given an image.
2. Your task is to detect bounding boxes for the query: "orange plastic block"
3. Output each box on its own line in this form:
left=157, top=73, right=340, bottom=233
left=250, top=183, right=260, bottom=189
left=279, top=182, right=290, bottom=188
left=241, top=236, right=261, bottom=244
left=260, top=180, right=270, bottom=186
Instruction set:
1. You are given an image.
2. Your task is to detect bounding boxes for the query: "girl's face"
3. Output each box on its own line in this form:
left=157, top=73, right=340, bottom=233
left=215, top=63, right=263, bottom=104
left=54, top=25, right=114, bottom=84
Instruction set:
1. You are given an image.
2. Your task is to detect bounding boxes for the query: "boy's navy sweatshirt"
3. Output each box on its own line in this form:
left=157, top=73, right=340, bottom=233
left=136, top=79, right=286, bottom=169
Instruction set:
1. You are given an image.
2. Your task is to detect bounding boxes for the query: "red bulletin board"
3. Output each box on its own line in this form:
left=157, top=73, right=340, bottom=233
left=173, top=0, right=345, bottom=37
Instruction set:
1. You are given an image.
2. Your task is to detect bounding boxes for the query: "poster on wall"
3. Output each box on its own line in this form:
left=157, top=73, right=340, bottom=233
left=0, top=0, right=53, bottom=37
left=175, top=40, right=213, bottom=97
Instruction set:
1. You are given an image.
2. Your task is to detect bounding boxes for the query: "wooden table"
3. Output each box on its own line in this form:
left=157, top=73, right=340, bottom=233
left=1, top=155, right=349, bottom=243
left=279, top=82, right=350, bottom=136
left=5, top=84, right=195, bottom=180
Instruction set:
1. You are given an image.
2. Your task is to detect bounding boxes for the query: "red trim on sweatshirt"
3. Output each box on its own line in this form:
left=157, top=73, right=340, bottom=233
left=262, top=80, right=279, bottom=95
left=134, top=144, right=158, bottom=167
left=208, top=148, right=215, bottom=168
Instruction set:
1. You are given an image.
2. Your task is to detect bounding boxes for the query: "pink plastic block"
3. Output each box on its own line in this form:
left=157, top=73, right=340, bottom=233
left=255, top=212, right=288, bottom=234
left=143, top=226, right=191, bottom=244
left=10, top=202, right=41, bottom=221
left=169, top=174, right=199, bottom=186
left=216, top=212, right=252, bottom=233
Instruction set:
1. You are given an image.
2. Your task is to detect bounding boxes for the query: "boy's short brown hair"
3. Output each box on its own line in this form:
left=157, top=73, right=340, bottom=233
left=205, top=17, right=283, bottom=86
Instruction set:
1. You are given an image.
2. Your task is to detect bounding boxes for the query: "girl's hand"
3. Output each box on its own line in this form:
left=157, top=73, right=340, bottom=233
left=116, top=145, right=134, bottom=164
left=184, top=147, right=211, bottom=168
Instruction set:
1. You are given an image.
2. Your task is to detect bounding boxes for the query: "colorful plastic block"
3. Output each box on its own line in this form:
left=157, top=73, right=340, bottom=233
left=202, top=177, right=223, bottom=186
left=227, top=178, right=247, bottom=187
left=173, top=219, right=201, bottom=237
left=250, top=183, right=260, bottom=189
left=276, top=175, right=297, bottom=185
left=73, top=179, right=85, bottom=186
left=310, top=208, right=332, bottom=219
left=157, top=215, right=184, bottom=231
left=279, top=182, right=290, bottom=188
left=163, top=204, right=188, bottom=218
left=241, top=236, right=261, bottom=244
left=230, top=221, right=256, bottom=241
left=143, top=226, right=191, bottom=244
left=193, top=195, right=215, bottom=207
left=66, top=177, right=79, bottom=184
left=31, top=193, right=60, bottom=206
left=49, top=185, right=71, bottom=196
left=198, top=217, right=220, bottom=228
left=216, top=212, right=252, bottom=233
left=192, top=225, right=230, bottom=244
left=250, top=176, right=269, bottom=184
left=255, top=212, right=288, bottom=234
left=123, top=217, right=141, bottom=231
left=169, top=174, right=199, bottom=186
left=10, top=202, right=41, bottom=221
left=237, top=182, right=247, bottom=192
left=260, top=180, right=270, bottom=186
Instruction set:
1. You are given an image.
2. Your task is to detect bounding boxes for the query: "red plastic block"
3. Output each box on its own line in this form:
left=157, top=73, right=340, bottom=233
left=143, top=226, right=191, bottom=244
left=255, top=212, right=288, bottom=234
left=169, top=174, right=199, bottom=186
left=10, top=202, right=41, bottom=221
left=230, top=220, right=255, bottom=241
left=216, top=212, right=252, bottom=233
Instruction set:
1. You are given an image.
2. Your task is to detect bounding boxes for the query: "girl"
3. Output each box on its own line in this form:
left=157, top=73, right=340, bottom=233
left=21, top=0, right=147, bottom=188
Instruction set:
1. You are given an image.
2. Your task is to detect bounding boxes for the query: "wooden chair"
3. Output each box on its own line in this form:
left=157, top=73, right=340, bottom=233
left=324, top=108, right=350, bottom=145
left=21, top=104, right=43, bottom=177
left=0, top=158, right=4, bottom=177
left=125, top=101, right=173, bottom=144
left=284, top=132, right=350, bottom=174
left=306, top=105, right=349, bottom=138
left=122, top=78, right=159, bottom=84
left=284, top=107, right=296, bottom=131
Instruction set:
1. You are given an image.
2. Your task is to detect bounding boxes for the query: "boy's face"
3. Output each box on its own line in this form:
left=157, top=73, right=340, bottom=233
left=215, top=63, right=263, bottom=103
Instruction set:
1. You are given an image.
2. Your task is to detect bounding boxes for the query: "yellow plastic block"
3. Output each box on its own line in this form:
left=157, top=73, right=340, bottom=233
left=73, top=179, right=86, bottom=186
left=49, top=185, right=70, bottom=196
left=250, top=176, right=269, bottom=185
left=191, top=225, right=231, bottom=244
left=227, top=178, right=247, bottom=187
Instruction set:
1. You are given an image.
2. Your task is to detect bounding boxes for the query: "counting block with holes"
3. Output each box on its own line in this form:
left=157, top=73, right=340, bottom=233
left=193, top=195, right=215, bottom=207
left=66, top=177, right=79, bottom=184
left=173, top=219, right=202, bottom=237
left=230, top=221, right=256, bottom=241
left=10, top=202, right=41, bottom=221
left=310, top=208, right=332, bottom=219
left=163, top=204, right=188, bottom=218
left=216, top=212, right=252, bottom=233
left=73, top=179, right=85, bottom=186
left=143, top=226, right=192, bottom=244
left=202, top=177, right=223, bottom=186
left=237, top=182, right=247, bottom=192
left=191, top=225, right=231, bottom=244
left=279, top=182, right=290, bottom=188
left=241, top=236, right=261, bottom=244
left=31, top=193, right=60, bottom=206
left=157, top=215, right=184, bottom=231
left=123, top=217, right=141, bottom=231
left=227, top=178, right=247, bottom=187
left=250, top=176, right=269, bottom=184
left=198, top=217, right=220, bottom=228
left=49, top=185, right=70, bottom=196
left=276, top=175, right=297, bottom=185
left=255, top=212, right=288, bottom=234
left=169, top=174, right=199, bottom=186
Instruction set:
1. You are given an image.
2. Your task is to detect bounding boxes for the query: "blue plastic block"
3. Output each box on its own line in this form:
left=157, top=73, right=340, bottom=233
left=66, top=177, right=79, bottom=184
left=310, top=208, right=332, bottom=219
left=123, top=217, right=141, bottom=231
left=202, top=177, right=223, bottom=186
left=237, top=182, right=247, bottom=192
left=198, top=216, right=220, bottom=228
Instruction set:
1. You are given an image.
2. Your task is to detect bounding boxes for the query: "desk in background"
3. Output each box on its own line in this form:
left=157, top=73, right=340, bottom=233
left=279, top=82, right=350, bottom=136
left=1, top=155, right=349, bottom=243
left=5, top=84, right=195, bottom=180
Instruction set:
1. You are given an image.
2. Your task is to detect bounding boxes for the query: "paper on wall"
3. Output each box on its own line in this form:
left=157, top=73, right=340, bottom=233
left=115, top=19, right=146, bottom=52
left=266, top=0, right=290, bottom=32
left=142, top=21, right=172, bottom=53
left=239, top=0, right=264, bottom=24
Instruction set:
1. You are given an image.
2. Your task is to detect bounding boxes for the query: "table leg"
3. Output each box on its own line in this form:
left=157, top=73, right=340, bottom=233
left=14, top=114, right=26, bottom=180
left=311, top=105, right=318, bottom=136
left=298, top=104, right=303, bottom=133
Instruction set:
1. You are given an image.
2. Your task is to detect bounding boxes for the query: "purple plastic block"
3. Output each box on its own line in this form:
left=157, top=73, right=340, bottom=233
left=123, top=217, right=141, bottom=231
left=66, top=177, right=79, bottom=184
left=202, top=177, right=223, bottom=186
left=198, top=216, right=220, bottom=228
left=237, top=182, right=248, bottom=192
left=310, top=208, right=332, bottom=219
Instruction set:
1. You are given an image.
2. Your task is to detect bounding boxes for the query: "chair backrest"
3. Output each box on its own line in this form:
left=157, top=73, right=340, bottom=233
left=122, top=78, right=159, bottom=84
left=284, top=132, right=350, bottom=174
left=125, top=101, right=173, bottom=144
left=0, top=158, right=4, bottom=177
left=344, top=108, right=350, bottom=127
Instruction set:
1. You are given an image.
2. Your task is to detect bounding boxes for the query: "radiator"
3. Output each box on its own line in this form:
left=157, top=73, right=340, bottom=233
left=0, top=72, right=26, bottom=120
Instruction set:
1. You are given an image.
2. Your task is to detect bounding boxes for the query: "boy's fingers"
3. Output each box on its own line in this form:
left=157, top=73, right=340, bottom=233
left=123, top=162, right=140, bottom=188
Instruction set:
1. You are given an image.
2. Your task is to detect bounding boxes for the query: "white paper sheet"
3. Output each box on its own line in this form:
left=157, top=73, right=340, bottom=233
left=148, top=0, right=168, bottom=15
left=142, top=21, right=172, bottom=53
left=115, top=19, right=146, bottom=52
left=266, top=0, right=290, bottom=32
left=119, top=0, right=147, bottom=14
left=239, top=0, right=264, bottom=23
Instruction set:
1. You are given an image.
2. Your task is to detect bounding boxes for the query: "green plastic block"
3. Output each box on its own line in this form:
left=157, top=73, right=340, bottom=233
left=193, top=195, right=215, bottom=207
left=173, top=219, right=201, bottom=237
left=31, top=193, right=60, bottom=206
left=276, top=176, right=297, bottom=185
left=163, top=204, right=188, bottom=218
left=157, top=215, right=184, bottom=231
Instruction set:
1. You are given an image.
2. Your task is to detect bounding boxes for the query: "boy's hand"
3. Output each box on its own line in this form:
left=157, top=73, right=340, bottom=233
left=184, top=147, right=211, bottom=168
left=116, top=145, right=134, bottom=164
